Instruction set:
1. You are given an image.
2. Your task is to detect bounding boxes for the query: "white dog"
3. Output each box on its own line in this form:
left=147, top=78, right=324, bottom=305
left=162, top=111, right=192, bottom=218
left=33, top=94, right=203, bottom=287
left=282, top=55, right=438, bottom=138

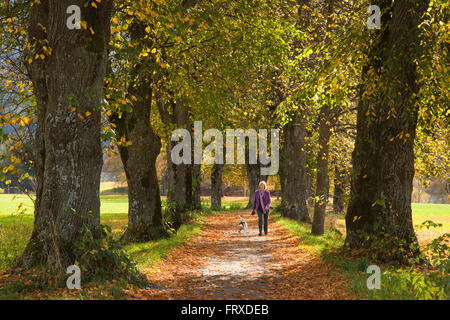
left=238, top=215, right=248, bottom=234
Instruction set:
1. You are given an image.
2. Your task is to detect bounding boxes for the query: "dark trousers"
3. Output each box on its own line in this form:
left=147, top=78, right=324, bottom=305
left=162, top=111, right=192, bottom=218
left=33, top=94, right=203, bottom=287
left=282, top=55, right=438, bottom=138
left=257, top=207, right=269, bottom=234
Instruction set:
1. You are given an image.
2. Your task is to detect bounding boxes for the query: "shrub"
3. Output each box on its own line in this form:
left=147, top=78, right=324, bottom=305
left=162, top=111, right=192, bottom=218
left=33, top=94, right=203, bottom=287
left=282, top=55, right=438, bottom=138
left=72, top=224, right=148, bottom=286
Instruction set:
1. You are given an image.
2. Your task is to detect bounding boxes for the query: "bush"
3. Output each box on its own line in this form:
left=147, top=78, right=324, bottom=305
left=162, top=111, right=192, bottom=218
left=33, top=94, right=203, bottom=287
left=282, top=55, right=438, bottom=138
left=72, top=224, right=148, bottom=286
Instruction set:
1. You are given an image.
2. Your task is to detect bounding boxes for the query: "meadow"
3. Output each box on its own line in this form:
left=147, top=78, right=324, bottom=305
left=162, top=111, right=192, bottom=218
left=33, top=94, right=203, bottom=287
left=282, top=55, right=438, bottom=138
left=0, top=194, right=247, bottom=271
left=1, top=194, right=448, bottom=270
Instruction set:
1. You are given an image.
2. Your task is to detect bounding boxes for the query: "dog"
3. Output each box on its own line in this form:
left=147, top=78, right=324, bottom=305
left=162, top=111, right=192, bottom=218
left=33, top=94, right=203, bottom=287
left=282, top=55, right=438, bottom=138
left=238, top=215, right=248, bottom=234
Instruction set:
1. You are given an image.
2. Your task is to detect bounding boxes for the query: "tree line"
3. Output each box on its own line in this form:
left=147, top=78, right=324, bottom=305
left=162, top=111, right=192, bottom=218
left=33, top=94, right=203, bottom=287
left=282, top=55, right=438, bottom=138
left=0, top=0, right=448, bottom=276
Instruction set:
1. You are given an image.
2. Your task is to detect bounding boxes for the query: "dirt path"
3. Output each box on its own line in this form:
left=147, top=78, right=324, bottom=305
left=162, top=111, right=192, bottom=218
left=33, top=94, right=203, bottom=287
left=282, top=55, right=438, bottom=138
left=129, top=211, right=351, bottom=300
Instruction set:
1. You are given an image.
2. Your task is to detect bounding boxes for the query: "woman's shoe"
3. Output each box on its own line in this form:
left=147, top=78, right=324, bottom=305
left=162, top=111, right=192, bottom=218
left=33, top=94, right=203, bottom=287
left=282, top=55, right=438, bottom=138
left=258, top=233, right=262, bottom=236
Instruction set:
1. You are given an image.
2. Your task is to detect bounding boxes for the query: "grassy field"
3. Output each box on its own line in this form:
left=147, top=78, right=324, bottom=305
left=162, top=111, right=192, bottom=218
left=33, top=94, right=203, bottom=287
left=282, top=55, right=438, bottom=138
left=0, top=194, right=252, bottom=216
left=0, top=194, right=249, bottom=272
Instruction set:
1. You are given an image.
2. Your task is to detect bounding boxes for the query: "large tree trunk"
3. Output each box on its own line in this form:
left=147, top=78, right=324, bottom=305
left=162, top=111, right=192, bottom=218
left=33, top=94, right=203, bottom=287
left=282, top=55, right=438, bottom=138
left=109, top=22, right=167, bottom=243
left=312, top=105, right=331, bottom=235
left=211, top=163, right=224, bottom=211
left=245, top=163, right=268, bottom=209
left=280, top=115, right=310, bottom=222
left=16, top=0, right=112, bottom=273
left=115, top=113, right=166, bottom=242
left=345, top=0, right=429, bottom=262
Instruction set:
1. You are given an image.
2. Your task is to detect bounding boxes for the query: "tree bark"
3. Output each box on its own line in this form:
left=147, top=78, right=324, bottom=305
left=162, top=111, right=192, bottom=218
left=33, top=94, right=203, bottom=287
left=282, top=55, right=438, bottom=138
left=109, top=22, right=167, bottom=243
left=333, top=165, right=345, bottom=214
left=16, top=0, right=113, bottom=273
left=211, top=163, right=224, bottom=211
left=312, top=105, right=331, bottom=235
left=115, top=113, right=166, bottom=242
left=192, top=163, right=202, bottom=210
left=345, top=0, right=429, bottom=261
left=165, top=99, right=193, bottom=229
left=280, top=115, right=310, bottom=222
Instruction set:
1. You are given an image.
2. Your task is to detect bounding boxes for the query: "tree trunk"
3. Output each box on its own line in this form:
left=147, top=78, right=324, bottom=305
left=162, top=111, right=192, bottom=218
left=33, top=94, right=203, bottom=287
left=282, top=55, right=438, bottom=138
left=166, top=99, right=193, bottom=229
left=305, top=171, right=314, bottom=208
left=116, top=116, right=166, bottom=242
left=245, top=163, right=268, bottom=209
left=160, top=161, right=169, bottom=196
left=192, top=163, right=202, bottom=210
left=333, top=165, right=345, bottom=215
left=280, top=115, right=310, bottom=222
left=109, top=22, right=167, bottom=243
left=16, top=0, right=113, bottom=273
left=312, top=105, right=331, bottom=235
left=345, top=0, right=428, bottom=262
left=211, top=163, right=224, bottom=211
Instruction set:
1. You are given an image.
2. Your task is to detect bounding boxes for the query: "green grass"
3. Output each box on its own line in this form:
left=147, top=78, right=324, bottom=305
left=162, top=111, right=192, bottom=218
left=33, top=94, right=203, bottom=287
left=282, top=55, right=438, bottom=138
left=0, top=194, right=246, bottom=272
left=271, top=212, right=344, bottom=253
left=0, top=194, right=248, bottom=216
left=124, top=223, right=202, bottom=269
left=0, top=194, right=35, bottom=216
left=0, top=194, right=130, bottom=216
left=272, top=203, right=450, bottom=300
left=328, top=203, right=450, bottom=233
left=411, top=203, right=450, bottom=230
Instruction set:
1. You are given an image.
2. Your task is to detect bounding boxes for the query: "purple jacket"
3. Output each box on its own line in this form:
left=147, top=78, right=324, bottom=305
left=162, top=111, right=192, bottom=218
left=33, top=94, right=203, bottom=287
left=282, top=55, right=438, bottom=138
left=252, top=189, right=271, bottom=213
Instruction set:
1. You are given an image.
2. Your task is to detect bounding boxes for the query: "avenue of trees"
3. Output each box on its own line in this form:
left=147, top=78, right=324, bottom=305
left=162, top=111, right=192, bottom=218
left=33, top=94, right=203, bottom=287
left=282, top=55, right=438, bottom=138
left=0, top=0, right=448, bottom=276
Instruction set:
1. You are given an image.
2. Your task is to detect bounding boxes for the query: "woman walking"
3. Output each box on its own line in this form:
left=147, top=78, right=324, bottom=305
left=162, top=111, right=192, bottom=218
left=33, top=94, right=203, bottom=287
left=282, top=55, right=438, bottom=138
left=251, top=181, right=271, bottom=236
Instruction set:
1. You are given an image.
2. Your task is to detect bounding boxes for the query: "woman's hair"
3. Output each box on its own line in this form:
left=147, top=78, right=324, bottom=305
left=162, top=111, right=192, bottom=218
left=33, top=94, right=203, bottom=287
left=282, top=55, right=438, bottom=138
left=258, top=181, right=267, bottom=190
